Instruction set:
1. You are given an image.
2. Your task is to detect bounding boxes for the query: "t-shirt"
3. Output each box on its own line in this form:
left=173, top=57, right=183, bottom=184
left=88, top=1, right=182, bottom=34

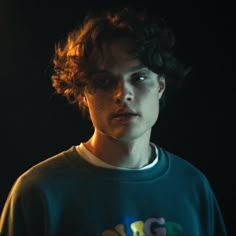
left=0, top=144, right=227, bottom=236
left=75, top=142, right=159, bottom=170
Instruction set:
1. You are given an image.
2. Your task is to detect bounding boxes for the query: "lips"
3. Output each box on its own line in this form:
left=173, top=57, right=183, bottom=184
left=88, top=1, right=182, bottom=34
left=111, top=108, right=139, bottom=121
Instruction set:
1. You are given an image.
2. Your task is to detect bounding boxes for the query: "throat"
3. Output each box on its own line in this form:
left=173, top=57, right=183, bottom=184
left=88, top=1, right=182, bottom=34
left=84, top=138, right=153, bottom=169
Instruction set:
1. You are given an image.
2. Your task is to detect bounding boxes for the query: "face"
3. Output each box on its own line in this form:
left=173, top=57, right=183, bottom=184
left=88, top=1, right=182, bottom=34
left=83, top=38, right=165, bottom=142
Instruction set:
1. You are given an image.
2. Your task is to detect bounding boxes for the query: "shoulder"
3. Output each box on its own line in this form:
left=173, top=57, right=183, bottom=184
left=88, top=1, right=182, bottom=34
left=157, top=146, right=218, bottom=203
left=158, top=146, right=211, bottom=187
left=24, top=146, right=77, bottom=175
left=11, top=146, right=78, bottom=192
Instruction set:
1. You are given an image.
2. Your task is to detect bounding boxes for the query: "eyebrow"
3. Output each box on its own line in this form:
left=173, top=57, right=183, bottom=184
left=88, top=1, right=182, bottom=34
left=129, top=65, right=150, bottom=73
left=91, top=66, right=150, bottom=76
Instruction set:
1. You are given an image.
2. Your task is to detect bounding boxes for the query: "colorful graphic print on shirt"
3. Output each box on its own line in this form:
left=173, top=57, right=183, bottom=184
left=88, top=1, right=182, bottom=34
left=102, top=216, right=182, bottom=236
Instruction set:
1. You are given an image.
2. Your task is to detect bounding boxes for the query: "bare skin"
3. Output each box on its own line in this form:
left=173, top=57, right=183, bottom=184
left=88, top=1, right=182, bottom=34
left=83, top=38, right=165, bottom=168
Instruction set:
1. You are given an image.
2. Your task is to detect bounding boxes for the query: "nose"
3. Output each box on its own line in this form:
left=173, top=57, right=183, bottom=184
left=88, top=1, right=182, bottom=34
left=114, top=79, right=133, bottom=104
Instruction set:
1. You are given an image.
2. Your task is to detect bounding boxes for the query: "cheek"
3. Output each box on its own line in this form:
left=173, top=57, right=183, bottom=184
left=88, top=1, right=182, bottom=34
left=88, top=101, right=102, bottom=116
left=141, top=84, right=160, bottom=105
left=143, top=89, right=160, bottom=116
left=86, top=94, right=108, bottom=118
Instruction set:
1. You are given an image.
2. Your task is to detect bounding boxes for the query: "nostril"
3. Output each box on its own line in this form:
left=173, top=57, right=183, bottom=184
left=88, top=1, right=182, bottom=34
left=125, top=94, right=133, bottom=101
left=114, top=93, right=133, bottom=104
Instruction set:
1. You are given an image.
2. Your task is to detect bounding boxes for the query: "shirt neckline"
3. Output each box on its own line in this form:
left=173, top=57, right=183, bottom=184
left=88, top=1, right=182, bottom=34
left=75, top=142, right=159, bottom=171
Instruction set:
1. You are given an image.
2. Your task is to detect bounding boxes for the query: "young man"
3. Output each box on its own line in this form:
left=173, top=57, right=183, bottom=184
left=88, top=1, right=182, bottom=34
left=0, top=6, right=227, bottom=236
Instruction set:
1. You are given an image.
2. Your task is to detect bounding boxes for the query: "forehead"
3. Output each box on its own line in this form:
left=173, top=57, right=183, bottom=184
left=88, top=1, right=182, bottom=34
left=97, top=38, right=142, bottom=74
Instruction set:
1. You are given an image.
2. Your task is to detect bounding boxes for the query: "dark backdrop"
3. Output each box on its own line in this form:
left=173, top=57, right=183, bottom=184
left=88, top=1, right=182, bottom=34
left=1, top=0, right=234, bottom=234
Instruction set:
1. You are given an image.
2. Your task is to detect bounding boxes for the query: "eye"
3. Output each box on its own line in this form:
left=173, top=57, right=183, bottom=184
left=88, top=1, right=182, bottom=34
left=132, top=73, right=148, bottom=83
left=95, top=77, right=111, bottom=87
left=90, top=74, right=117, bottom=91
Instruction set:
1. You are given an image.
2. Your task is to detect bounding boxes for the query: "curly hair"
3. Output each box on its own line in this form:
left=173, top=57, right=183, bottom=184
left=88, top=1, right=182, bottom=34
left=51, top=6, right=189, bottom=114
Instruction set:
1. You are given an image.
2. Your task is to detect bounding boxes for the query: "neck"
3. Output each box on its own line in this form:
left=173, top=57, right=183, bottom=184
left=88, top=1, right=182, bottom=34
left=84, top=130, right=153, bottom=168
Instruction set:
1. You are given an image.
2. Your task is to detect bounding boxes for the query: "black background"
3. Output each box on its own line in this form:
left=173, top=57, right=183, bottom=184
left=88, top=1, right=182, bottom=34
left=0, top=0, right=235, bottom=234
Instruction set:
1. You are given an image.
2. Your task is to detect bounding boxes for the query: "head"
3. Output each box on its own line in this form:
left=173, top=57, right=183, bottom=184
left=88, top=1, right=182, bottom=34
left=51, top=6, right=188, bottom=116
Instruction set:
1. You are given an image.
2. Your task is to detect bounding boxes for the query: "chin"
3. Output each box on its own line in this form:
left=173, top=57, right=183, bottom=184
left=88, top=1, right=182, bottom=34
left=109, top=130, right=147, bottom=143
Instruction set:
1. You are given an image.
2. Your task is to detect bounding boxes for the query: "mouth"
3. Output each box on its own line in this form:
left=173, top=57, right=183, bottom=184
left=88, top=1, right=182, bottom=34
left=111, top=110, right=139, bottom=122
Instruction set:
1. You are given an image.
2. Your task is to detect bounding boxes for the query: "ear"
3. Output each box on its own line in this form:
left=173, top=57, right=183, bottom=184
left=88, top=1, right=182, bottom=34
left=79, top=93, right=88, bottom=108
left=158, top=76, right=166, bottom=99
left=82, top=95, right=88, bottom=106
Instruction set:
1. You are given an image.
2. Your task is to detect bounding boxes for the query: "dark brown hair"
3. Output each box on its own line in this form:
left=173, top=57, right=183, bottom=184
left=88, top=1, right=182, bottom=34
left=51, top=6, right=189, bottom=114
